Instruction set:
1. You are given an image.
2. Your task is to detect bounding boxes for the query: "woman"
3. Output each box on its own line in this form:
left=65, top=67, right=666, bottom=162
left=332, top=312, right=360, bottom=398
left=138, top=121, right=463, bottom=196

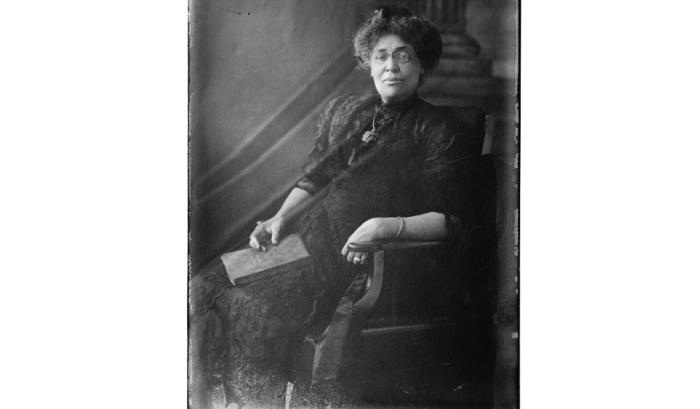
left=190, top=5, right=482, bottom=408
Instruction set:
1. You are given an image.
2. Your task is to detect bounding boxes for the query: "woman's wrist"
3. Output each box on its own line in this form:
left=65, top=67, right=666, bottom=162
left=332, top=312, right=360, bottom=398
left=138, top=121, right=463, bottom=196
left=272, top=212, right=288, bottom=221
left=269, top=214, right=288, bottom=228
left=372, top=217, right=404, bottom=239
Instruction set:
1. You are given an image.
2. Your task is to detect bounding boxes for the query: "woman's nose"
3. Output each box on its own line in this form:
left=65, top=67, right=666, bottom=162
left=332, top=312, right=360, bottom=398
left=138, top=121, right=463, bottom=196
left=385, top=57, right=399, bottom=72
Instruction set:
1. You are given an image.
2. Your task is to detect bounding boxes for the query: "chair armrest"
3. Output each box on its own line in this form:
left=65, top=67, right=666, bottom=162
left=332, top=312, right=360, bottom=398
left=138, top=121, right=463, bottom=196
left=347, top=238, right=456, bottom=253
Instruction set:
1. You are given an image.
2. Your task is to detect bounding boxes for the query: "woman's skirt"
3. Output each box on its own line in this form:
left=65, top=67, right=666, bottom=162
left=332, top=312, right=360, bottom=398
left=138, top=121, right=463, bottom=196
left=189, top=209, right=366, bottom=408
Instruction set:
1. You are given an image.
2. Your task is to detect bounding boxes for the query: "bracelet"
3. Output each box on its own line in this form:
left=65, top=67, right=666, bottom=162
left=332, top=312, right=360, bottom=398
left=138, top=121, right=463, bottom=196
left=394, top=216, right=405, bottom=239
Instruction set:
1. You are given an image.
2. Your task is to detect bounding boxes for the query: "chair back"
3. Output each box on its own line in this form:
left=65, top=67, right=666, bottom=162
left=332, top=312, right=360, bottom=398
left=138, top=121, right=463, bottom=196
left=445, top=106, right=499, bottom=330
left=438, top=105, right=488, bottom=153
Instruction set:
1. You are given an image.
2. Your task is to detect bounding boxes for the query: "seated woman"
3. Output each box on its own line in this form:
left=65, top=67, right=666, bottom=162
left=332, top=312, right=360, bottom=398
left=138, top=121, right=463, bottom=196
left=189, top=5, right=483, bottom=408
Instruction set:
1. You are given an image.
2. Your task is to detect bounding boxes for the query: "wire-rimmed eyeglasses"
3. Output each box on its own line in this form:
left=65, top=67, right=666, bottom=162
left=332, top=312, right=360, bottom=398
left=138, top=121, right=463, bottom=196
left=372, top=50, right=412, bottom=63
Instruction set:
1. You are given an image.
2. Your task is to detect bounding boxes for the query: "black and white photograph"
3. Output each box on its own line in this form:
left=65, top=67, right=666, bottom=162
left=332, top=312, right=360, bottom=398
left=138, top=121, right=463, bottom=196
left=188, top=1, right=518, bottom=407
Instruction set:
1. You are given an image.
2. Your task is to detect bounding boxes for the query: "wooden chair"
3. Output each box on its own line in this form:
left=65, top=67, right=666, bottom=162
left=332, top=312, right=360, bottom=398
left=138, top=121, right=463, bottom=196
left=298, top=106, right=499, bottom=391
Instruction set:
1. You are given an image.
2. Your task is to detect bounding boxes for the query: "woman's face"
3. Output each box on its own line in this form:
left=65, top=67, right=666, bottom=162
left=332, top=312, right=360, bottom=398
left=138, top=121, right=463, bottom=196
left=370, top=34, right=424, bottom=104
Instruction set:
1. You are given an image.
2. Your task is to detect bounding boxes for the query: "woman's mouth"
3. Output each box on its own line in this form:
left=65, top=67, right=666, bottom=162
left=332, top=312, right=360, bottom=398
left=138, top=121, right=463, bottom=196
left=384, top=78, right=403, bottom=85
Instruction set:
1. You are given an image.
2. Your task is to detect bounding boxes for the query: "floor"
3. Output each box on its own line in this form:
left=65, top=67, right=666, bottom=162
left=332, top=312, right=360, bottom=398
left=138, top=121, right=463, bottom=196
left=204, top=362, right=493, bottom=409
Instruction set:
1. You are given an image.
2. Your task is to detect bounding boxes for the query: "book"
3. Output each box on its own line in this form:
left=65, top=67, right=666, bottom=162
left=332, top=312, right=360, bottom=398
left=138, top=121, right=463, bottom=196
left=221, top=233, right=312, bottom=286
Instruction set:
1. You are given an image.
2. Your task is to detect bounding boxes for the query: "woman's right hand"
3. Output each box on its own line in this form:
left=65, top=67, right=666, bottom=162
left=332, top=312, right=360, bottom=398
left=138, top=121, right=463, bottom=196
left=249, top=215, right=286, bottom=251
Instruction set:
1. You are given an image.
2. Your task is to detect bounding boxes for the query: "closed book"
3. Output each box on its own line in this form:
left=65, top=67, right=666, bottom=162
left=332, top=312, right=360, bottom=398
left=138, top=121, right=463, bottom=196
left=221, top=234, right=312, bottom=286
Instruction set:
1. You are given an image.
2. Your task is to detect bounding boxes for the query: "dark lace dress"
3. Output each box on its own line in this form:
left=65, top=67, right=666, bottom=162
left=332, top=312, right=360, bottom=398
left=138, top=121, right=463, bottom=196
left=189, top=92, right=481, bottom=407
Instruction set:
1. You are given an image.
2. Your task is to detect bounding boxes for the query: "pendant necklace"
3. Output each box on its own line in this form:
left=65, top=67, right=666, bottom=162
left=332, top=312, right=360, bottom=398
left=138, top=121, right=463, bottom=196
left=361, top=108, right=380, bottom=144
left=348, top=108, right=380, bottom=166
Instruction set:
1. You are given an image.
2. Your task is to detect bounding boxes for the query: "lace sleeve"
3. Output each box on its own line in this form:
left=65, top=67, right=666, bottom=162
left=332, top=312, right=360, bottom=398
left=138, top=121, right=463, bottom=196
left=295, top=96, right=346, bottom=195
left=419, top=116, right=481, bottom=238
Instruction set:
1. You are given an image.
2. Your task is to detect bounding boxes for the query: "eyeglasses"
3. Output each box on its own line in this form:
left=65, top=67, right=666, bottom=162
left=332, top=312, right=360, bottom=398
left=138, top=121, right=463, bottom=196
left=372, top=50, right=412, bottom=63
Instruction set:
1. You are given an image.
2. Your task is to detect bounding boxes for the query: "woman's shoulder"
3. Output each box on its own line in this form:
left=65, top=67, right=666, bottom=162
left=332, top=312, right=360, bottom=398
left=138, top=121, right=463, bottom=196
left=410, top=98, right=463, bottom=134
left=412, top=99, right=484, bottom=154
left=414, top=98, right=465, bottom=127
left=417, top=98, right=487, bottom=133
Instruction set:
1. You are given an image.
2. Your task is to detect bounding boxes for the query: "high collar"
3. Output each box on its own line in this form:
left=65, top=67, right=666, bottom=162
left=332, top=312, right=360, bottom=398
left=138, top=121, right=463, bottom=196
left=376, top=91, right=419, bottom=115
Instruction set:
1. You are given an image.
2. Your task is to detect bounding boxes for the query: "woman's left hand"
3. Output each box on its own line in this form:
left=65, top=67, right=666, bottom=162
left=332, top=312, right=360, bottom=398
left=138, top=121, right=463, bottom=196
left=341, top=218, right=393, bottom=265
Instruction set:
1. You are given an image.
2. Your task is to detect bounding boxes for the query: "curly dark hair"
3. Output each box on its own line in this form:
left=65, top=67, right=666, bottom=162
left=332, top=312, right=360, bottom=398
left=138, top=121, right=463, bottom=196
left=353, top=5, right=442, bottom=75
